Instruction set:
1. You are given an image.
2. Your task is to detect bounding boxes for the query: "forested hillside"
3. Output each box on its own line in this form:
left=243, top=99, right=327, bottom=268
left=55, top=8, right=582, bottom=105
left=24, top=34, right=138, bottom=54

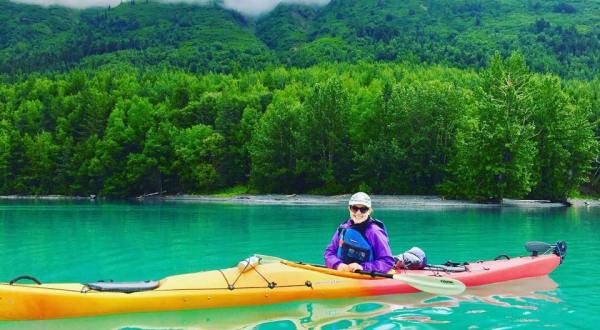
left=0, top=0, right=274, bottom=74
left=2, top=0, right=600, bottom=79
left=1, top=56, right=598, bottom=200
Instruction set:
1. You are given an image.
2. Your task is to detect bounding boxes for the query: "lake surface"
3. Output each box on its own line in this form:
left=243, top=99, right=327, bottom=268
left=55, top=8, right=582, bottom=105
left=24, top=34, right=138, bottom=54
left=0, top=200, right=598, bottom=329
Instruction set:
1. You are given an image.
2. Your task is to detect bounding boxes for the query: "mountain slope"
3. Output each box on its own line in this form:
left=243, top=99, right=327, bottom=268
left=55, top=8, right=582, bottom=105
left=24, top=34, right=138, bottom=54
left=1, top=0, right=600, bottom=78
left=0, top=0, right=274, bottom=73
left=258, top=0, right=600, bottom=77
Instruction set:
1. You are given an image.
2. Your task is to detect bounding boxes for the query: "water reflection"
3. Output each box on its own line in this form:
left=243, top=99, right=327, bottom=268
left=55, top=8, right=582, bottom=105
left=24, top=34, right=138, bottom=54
left=0, top=277, right=559, bottom=330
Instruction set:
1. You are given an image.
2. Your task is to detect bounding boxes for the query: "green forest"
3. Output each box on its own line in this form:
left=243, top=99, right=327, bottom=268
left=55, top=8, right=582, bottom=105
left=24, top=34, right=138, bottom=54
left=2, top=0, right=600, bottom=79
left=1, top=0, right=600, bottom=201
left=1, top=55, right=598, bottom=200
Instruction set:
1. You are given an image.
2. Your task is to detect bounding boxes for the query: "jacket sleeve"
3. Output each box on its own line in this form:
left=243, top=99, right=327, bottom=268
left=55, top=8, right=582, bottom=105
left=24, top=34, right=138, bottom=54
left=323, top=229, right=343, bottom=270
left=360, top=227, right=395, bottom=273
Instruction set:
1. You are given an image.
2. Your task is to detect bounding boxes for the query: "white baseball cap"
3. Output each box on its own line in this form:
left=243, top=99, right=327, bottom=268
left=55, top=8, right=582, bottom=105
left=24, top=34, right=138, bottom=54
left=348, top=192, right=371, bottom=208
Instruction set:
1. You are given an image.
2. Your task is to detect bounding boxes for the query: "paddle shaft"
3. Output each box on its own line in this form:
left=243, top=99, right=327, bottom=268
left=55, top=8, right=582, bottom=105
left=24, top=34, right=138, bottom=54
left=255, top=255, right=465, bottom=295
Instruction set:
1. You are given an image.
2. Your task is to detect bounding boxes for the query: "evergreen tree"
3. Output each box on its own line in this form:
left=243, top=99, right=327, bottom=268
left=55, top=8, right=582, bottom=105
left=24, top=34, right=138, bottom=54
left=443, top=53, right=538, bottom=201
left=530, top=75, right=598, bottom=201
left=171, top=125, right=224, bottom=192
left=249, top=90, right=302, bottom=192
left=297, top=78, right=351, bottom=193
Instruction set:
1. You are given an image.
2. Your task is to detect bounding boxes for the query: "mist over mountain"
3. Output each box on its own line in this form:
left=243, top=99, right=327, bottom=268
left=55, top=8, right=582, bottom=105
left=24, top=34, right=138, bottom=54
left=11, top=0, right=121, bottom=8
left=9, top=0, right=330, bottom=16
left=2, top=0, right=600, bottom=79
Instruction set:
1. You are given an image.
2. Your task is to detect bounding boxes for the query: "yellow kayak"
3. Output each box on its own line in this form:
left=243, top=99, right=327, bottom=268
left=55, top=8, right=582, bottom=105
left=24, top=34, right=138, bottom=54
left=0, top=250, right=562, bottom=320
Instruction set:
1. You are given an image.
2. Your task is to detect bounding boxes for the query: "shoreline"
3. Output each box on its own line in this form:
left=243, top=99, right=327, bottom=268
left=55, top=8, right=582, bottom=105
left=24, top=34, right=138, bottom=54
left=2, top=194, right=599, bottom=208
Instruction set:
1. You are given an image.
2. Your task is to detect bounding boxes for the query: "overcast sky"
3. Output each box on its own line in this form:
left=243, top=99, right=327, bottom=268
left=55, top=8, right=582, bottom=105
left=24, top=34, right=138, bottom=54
left=10, top=0, right=330, bottom=16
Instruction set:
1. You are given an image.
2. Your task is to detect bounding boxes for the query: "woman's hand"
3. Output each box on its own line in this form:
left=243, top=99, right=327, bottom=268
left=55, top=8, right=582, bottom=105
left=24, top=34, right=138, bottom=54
left=336, top=263, right=351, bottom=272
left=348, top=263, right=363, bottom=272
left=337, top=263, right=364, bottom=272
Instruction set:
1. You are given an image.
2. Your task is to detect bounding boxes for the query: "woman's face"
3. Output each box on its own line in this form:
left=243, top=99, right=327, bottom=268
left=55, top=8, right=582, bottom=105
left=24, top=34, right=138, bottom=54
left=349, top=204, right=372, bottom=223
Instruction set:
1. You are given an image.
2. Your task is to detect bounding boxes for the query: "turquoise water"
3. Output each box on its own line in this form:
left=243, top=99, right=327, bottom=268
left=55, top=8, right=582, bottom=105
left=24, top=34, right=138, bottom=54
left=0, top=200, right=599, bottom=329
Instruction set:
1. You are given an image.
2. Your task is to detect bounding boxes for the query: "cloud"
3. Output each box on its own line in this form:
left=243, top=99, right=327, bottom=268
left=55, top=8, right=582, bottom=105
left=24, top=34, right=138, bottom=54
left=220, top=0, right=330, bottom=17
left=11, top=0, right=121, bottom=8
left=10, top=0, right=330, bottom=16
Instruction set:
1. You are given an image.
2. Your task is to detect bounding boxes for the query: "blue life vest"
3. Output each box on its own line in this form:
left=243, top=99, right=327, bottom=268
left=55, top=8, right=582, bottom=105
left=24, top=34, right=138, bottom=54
left=337, top=219, right=385, bottom=264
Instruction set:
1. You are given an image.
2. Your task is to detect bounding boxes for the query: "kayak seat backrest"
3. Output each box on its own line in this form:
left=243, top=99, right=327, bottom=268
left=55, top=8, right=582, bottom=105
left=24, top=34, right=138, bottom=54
left=85, top=280, right=160, bottom=293
left=525, top=241, right=553, bottom=255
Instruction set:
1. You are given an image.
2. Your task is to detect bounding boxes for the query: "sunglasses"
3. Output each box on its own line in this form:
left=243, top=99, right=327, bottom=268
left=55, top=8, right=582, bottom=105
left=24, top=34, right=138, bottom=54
left=350, top=205, right=370, bottom=213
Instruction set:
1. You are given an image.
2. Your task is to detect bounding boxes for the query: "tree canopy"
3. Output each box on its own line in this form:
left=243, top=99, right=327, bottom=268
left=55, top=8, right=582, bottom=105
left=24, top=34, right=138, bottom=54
left=0, top=58, right=597, bottom=200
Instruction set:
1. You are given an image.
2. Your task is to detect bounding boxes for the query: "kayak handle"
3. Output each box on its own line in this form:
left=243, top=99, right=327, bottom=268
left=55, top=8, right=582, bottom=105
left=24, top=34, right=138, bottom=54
left=9, top=275, right=42, bottom=285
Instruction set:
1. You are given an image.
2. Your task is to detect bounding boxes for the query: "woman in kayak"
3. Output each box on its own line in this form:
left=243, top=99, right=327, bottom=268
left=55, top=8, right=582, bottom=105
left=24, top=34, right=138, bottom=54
left=324, top=192, right=395, bottom=273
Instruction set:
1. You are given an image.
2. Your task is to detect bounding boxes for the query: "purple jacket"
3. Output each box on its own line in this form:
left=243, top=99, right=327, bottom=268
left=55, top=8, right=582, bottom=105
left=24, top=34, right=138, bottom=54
left=323, top=218, right=395, bottom=273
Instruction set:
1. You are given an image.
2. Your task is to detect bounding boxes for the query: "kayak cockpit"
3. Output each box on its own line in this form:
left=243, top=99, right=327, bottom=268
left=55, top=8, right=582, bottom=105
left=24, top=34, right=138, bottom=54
left=84, top=280, right=160, bottom=293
